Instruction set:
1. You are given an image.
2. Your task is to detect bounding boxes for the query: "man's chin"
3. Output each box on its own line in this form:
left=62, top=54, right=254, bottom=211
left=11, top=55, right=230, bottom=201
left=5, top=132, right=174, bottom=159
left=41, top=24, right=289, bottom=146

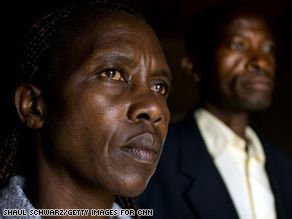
left=239, top=98, right=272, bottom=111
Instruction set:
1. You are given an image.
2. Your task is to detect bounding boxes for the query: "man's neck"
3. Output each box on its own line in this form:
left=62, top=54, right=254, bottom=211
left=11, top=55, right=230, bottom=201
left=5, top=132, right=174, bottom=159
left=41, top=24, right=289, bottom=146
left=203, top=103, right=249, bottom=139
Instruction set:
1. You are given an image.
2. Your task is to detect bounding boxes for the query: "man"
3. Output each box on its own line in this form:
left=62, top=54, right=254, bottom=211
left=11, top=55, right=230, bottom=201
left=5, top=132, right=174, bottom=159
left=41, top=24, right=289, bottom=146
left=137, top=2, right=292, bottom=219
left=0, top=1, right=171, bottom=217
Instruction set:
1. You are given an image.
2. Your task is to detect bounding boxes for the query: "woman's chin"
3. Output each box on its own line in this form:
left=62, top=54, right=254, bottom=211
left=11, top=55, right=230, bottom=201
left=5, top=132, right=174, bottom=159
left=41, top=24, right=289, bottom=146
left=115, top=177, right=150, bottom=198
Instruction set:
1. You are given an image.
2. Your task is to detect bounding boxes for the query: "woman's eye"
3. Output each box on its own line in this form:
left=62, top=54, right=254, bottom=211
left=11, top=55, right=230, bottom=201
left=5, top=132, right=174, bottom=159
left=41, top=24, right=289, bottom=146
left=151, top=83, right=168, bottom=95
left=100, top=69, right=124, bottom=81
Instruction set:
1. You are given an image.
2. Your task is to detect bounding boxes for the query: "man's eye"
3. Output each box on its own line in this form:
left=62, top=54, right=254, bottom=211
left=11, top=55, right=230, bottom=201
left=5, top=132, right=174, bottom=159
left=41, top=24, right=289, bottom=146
left=100, top=69, right=124, bottom=81
left=263, top=44, right=274, bottom=53
left=231, top=41, right=244, bottom=50
left=151, top=83, right=168, bottom=95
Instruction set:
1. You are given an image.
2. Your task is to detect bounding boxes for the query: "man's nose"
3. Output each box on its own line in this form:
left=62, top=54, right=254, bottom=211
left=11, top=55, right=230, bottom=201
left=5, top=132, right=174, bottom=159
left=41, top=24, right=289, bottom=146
left=245, top=50, right=274, bottom=72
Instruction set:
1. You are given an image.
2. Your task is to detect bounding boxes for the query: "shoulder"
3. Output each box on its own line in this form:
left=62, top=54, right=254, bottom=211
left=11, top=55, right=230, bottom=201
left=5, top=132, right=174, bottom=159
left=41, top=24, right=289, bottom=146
left=250, top=126, right=292, bottom=165
left=111, top=203, right=132, bottom=219
left=260, top=139, right=292, bottom=214
left=166, top=111, right=199, bottom=141
left=254, top=132, right=292, bottom=184
left=263, top=140, right=292, bottom=167
left=0, top=176, right=40, bottom=218
left=0, top=176, right=26, bottom=208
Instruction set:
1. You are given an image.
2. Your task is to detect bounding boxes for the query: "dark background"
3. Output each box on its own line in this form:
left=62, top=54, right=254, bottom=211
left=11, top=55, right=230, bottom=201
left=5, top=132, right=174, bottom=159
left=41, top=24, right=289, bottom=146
left=2, top=0, right=292, bottom=155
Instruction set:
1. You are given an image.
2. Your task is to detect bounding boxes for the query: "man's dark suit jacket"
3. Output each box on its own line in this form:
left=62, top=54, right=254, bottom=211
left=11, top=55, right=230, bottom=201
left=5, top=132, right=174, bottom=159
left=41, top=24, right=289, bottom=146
left=137, top=110, right=292, bottom=219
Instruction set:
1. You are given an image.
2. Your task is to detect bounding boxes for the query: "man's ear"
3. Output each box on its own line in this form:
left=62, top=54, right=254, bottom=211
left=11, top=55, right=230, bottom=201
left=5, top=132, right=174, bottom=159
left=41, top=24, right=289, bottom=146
left=14, top=83, right=45, bottom=129
left=181, top=55, right=200, bottom=83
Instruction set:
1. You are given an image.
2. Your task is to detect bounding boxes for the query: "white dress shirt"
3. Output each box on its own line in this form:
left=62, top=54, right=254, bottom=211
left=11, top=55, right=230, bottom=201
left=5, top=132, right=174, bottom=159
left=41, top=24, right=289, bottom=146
left=195, top=108, right=276, bottom=219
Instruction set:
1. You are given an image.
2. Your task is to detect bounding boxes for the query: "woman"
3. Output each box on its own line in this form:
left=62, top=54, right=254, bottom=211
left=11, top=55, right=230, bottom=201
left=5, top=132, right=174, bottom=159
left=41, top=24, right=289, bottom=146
left=0, top=1, right=171, bottom=218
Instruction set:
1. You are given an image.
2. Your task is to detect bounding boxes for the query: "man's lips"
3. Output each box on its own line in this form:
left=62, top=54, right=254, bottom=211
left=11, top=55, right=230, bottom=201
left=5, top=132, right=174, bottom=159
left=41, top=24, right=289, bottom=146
left=241, top=74, right=273, bottom=91
left=121, top=133, right=161, bottom=164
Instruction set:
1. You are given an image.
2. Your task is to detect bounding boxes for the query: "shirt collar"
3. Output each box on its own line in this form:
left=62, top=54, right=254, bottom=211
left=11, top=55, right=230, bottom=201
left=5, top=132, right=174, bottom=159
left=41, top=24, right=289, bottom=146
left=195, top=108, right=266, bottom=163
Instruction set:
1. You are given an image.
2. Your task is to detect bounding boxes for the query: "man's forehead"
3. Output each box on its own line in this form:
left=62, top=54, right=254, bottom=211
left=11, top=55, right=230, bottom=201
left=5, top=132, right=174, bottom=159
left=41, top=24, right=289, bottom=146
left=218, top=14, right=273, bottom=37
left=230, top=14, right=269, bottom=27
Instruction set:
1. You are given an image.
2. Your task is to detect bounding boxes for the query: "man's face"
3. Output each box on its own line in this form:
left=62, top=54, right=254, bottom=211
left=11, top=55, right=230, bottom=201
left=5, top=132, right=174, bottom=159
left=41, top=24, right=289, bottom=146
left=206, top=14, right=276, bottom=111
left=42, top=14, right=171, bottom=197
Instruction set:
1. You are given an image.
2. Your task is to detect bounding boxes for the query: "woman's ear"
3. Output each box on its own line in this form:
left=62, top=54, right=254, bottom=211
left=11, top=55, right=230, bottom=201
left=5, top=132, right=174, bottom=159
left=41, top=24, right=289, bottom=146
left=181, top=55, right=200, bottom=83
left=14, top=83, right=45, bottom=129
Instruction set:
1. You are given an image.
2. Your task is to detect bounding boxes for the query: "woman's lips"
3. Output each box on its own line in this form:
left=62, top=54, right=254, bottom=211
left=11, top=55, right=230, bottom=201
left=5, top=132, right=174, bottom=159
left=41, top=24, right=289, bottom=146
left=121, top=133, right=160, bottom=164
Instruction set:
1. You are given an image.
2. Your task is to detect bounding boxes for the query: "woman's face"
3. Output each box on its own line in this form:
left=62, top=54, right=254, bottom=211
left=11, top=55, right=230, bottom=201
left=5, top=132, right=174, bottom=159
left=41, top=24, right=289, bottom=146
left=40, top=13, right=171, bottom=197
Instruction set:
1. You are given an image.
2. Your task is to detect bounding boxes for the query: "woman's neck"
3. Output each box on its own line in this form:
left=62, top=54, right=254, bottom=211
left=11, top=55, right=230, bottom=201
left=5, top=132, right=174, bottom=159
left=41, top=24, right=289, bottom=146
left=28, top=145, right=115, bottom=212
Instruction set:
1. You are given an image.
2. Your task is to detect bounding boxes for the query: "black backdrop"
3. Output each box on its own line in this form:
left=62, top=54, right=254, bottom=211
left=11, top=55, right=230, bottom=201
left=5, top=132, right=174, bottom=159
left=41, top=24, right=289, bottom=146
left=2, top=0, right=292, bottom=155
